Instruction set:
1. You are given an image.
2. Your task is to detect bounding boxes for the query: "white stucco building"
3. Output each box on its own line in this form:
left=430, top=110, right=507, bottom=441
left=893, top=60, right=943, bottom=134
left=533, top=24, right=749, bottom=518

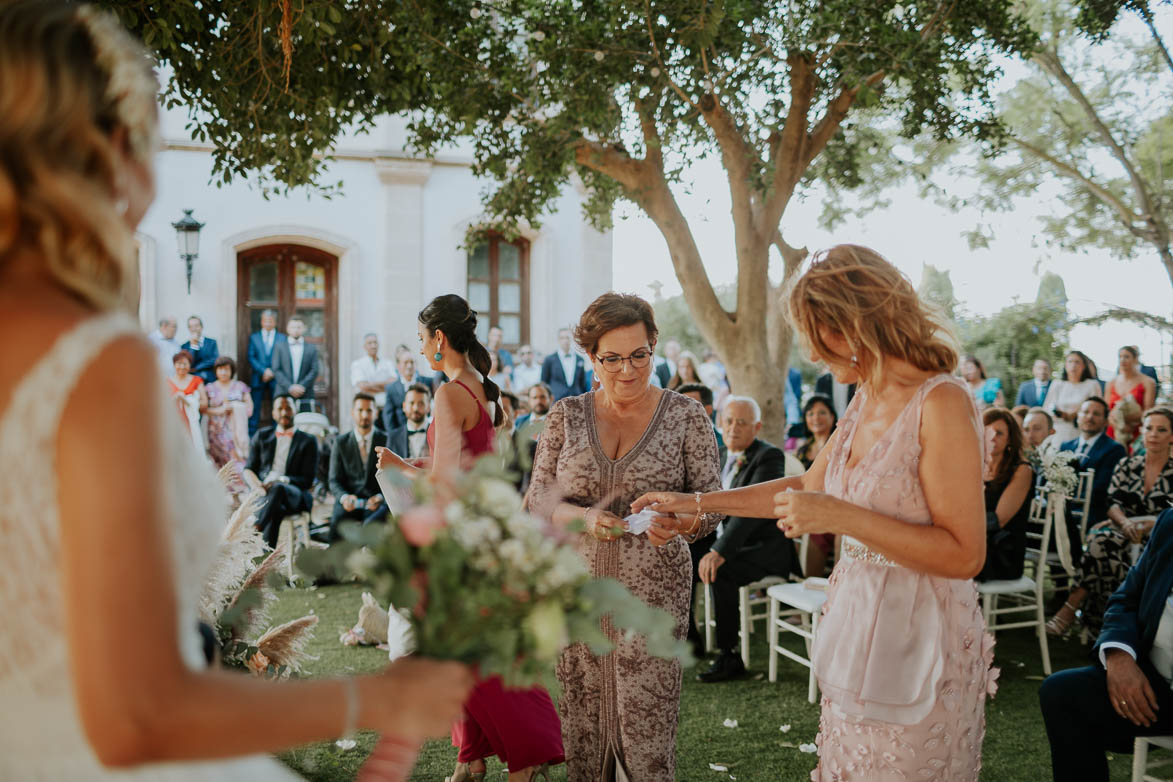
left=136, top=107, right=612, bottom=423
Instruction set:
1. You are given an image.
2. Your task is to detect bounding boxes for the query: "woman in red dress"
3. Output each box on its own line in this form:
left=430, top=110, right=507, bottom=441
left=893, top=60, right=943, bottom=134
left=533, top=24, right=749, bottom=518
left=378, top=294, right=563, bottom=782
left=1107, top=345, right=1155, bottom=442
left=166, top=349, right=207, bottom=458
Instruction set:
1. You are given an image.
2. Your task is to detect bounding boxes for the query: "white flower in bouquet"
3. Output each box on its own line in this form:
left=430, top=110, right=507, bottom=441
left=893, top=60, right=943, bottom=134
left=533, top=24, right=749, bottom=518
left=444, top=499, right=468, bottom=525
left=504, top=509, right=545, bottom=540
left=450, top=515, right=502, bottom=549
left=478, top=477, right=523, bottom=518
left=1041, top=450, right=1080, bottom=496
left=537, top=547, right=590, bottom=594
left=526, top=601, right=569, bottom=659
left=499, top=538, right=540, bottom=575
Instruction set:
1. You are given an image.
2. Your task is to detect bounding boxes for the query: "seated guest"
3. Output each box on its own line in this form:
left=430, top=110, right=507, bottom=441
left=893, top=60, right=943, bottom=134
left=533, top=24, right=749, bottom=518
left=1048, top=407, right=1173, bottom=638
left=386, top=383, right=432, bottom=462
left=677, top=382, right=724, bottom=454
left=1023, top=406, right=1058, bottom=453
left=795, top=394, right=838, bottom=577
left=1110, top=396, right=1145, bottom=454
left=382, top=352, right=420, bottom=432
left=272, top=316, right=318, bottom=413
left=246, top=395, right=318, bottom=548
left=328, top=394, right=388, bottom=539
left=167, top=350, right=207, bottom=459
left=977, top=408, right=1034, bottom=581
left=1059, top=397, right=1128, bottom=529
left=513, top=383, right=552, bottom=493
left=690, top=396, right=796, bottom=681
left=180, top=315, right=219, bottom=384
left=540, top=328, right=589, bottom=400
left=512, top=344, right=543, bottom=392
left=1040, top=507, right=1173, bottom=782
left=1108, top=346, right=1156, bottom=442
left=489, top=350, right=512, bottom=393
left=498, top=389, right=520, bottom=430
left=350, top=332, right=397, bottom=429
left=205, top=356, right=253, bottom=479
left=960, top=354, right=1004, bottom=410
left=1011, top=404, right=1029, bottom=427
left=1044, top=350, right=1102, bottom=441
left=1016, top=358, right=1053, bottom=408
left=668, top=350, right=702, bottom=390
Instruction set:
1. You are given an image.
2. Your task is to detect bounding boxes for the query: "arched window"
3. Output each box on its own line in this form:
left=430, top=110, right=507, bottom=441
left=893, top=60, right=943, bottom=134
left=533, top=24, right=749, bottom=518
left=467, top=234, right=529, bottom=349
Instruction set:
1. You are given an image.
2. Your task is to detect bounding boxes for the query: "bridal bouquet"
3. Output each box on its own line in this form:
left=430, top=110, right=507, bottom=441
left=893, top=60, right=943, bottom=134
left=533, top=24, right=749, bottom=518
left=299, top=456, right=688, bottom=780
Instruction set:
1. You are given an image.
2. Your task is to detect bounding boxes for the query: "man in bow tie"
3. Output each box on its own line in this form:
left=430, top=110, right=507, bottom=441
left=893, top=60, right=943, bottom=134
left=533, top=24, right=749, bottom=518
left=328, top=393, right=388, bottom=539
left=689, top=396, right=797, bottom=682
left=386, top=383, right=432, bottom=462
left=245, top=395, right=318, bottom=548
left=272, top=316, right=319, bottom=413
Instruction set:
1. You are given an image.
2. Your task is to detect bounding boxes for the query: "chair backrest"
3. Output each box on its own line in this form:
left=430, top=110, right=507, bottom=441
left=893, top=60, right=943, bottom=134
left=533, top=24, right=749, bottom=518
left=294, top=411, right=332, bottom=439
left=1024, top=496, right=1053, bottom=598
left=1073, top=468, right=1094, bottom=544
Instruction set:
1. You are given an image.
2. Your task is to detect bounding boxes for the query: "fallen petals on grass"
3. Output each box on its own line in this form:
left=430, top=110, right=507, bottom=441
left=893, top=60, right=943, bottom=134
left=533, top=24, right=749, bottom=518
left=779, top=724, right=792, bottom=733
left=334, top=739, right=357, bottom=751
left=722, top=718, right=738, bottom=728
left=799, top=743, right=817, bottom=753
left=709, top=763, right=729, bottom=772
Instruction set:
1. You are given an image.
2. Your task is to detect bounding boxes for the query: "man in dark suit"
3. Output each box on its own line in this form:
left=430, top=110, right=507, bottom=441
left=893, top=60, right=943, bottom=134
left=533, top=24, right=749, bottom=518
left=815, top=371, right=855, bottom=419
left=246, top=309, right=286, bottom=434
left=386, top=383, right=432, bottom=462
left=328, top=394, right=388, bottom=539
left=677, top=382, right=724, bottom=456
left=691, top=395, right=795, bottom=682
left=1059, top=396, right=1127, bottom=528
left=1040, top=508, right=1173, bottom=780
left=180, top=315, right=219, bottom=384
left=382, top=353, right=420, bottom=433
left=540, top=328, right=588, bottom=400
left=1016, top=358, right=1053, bottom=408
left=246, top=395, right=318, bottom=548
left=272, top=315, right=319, bottom=413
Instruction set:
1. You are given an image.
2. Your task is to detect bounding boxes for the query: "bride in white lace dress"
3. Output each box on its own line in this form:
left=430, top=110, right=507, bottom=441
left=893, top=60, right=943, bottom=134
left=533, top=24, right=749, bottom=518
left=0, top=4, right=473, bottom=779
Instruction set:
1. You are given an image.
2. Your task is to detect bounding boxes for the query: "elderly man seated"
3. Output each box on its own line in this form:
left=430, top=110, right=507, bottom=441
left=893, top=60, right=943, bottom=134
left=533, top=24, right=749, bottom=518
left=1040, top=507, right=1173, bottom=780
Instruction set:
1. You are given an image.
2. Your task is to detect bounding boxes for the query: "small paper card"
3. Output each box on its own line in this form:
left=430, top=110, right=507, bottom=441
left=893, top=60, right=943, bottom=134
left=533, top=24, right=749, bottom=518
left=623, top=508, right=661, bottom=535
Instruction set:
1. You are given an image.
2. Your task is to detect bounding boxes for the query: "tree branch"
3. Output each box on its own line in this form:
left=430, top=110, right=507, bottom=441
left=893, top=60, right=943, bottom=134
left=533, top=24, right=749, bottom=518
left=573, top=141, right=647, bottom=192
left=1136, top=1, right=1173, bottom=80
left=1009, top=136, right=1155, bottom=242
left=760, top=53, right=815, bottom=235
left=632, top=93, right=664, bottom=172
left=803, top=69, right=886, bottom=170
left=1032, top=47, right=1158, bottom=225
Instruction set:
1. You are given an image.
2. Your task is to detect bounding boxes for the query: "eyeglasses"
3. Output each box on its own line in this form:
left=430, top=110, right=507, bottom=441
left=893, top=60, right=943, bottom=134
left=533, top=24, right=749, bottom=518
left=597, top=348, right=653, bottom=373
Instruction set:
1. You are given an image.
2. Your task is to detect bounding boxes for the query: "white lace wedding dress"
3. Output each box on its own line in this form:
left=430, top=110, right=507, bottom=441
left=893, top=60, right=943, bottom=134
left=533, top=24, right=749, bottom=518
left=0, top=313, right=299, bottom=780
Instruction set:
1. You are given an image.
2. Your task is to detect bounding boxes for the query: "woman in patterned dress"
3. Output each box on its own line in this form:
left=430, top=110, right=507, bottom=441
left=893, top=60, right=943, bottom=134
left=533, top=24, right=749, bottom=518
left=635, top=245, right=998, bottom=781
left=525, top=292, right=723, bottom=782
left=205, top=355, right=253, bottom=476
left=1047, top=406, right=1173, bottom=638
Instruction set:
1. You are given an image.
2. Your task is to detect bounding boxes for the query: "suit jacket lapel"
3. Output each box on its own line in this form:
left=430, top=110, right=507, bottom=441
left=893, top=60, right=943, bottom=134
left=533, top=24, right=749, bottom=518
left=730, top=440, right=762, bottom=490
left=261, top=430, right=278, bottom=473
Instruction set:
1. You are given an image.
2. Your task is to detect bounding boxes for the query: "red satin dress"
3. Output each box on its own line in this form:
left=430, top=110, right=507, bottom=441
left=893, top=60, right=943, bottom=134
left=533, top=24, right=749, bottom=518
left=434, top=380, right=564, bottom=772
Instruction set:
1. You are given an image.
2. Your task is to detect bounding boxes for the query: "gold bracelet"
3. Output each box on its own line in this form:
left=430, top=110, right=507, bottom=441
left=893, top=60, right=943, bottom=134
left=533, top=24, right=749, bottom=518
left=694, top=491, right=703, bottom=518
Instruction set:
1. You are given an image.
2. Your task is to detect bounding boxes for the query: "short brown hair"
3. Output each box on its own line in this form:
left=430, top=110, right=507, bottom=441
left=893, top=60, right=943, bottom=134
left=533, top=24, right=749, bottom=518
left=573, top=292, right=659, bottom=355
left=172, top=350, right=195, bottom=366
left=213, top=355, right=236, bottom=377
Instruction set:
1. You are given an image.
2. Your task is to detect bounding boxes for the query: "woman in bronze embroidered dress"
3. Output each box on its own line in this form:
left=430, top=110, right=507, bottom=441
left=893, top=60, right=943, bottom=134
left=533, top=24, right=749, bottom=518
left=524, top=293, right=722, bottom=782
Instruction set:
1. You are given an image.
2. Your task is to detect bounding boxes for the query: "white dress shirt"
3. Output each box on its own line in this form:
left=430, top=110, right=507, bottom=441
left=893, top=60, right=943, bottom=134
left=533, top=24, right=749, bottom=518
left=288, top=338, right=305, bottom=384
left=261, top=328, right=275, bottom=354
left=350, top=356, right=398, bottom=407
left=149, top=330, right=180, bottom=372
left=269, top=428, right=295, bottom=481
left=1100, top=591, right=1173, bottom=686
left=832, top=381, right=851, bottom=418
left=1074, top=432, right=1103, bottom=459
left=559, top=351, right=577, bottom=387
left=513, top=363, right=542, bottom=392
left=405, top=421, right=429, bottom=459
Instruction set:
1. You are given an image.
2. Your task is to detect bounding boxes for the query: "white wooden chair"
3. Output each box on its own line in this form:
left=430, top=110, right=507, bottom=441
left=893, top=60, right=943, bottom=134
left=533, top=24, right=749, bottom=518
left=1133, top=735, right=1173, bottom=782
left=976, top=497, right=1053, bottom=675
left=766, top=578, right=828, bottom=703
left=277, top=511, right=312, bottom=584
left=1072, top=468, right=1095, bottom=548
left=702, top=576, right=789, bottom=667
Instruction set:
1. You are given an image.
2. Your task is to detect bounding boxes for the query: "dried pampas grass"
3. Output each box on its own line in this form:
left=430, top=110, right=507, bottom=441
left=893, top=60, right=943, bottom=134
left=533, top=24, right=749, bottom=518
left=198, top=491, right=268, bottom=625
left=221, top=545, right=286, bottom=640
left=257, top=615, right=319, bottom=675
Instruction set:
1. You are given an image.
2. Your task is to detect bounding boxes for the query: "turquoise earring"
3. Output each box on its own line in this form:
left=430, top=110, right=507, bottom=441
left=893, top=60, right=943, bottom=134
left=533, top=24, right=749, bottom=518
left=434, top=351, right=443, bottom=362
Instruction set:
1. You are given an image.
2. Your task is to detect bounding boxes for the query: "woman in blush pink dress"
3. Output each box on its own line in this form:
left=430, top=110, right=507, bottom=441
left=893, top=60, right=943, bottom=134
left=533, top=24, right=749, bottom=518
left=634, top=245, right=998, bottom=781
left=376, top=294, right=564, bottom=782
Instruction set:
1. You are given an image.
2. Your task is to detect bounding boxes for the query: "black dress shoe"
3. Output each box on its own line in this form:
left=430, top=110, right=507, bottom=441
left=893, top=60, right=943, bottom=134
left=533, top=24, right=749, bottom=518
left=697, top=651, right=747, bottom=683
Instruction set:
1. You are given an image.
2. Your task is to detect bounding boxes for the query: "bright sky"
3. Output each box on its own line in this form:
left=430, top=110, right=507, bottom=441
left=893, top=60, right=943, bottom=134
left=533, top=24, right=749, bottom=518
left=611, top=158, right=1171, bottom=377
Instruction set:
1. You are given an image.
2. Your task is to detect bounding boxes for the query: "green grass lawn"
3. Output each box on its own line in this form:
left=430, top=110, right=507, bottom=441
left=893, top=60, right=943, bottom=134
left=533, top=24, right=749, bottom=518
left=266, top=582, right=1146, bottom=781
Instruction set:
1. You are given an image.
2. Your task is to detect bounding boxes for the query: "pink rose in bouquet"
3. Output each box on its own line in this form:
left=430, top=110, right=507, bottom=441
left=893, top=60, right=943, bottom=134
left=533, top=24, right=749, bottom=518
left=398, top=505, right=446, bottom=546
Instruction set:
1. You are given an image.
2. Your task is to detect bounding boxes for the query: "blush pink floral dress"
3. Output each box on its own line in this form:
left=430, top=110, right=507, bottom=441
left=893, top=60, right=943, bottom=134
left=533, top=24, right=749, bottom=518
left=811, top=374, right=999, bottom=781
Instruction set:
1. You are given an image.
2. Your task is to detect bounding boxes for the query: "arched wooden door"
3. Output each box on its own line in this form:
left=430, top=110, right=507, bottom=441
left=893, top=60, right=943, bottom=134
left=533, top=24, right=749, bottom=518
left=237, top=244, right=339, bottom=424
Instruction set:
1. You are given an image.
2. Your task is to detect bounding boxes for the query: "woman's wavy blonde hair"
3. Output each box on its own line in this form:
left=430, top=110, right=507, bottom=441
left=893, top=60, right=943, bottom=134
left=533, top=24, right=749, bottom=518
left=787, top=244, right=960, bottom=388
left=0, top=1, right=158, bottom=312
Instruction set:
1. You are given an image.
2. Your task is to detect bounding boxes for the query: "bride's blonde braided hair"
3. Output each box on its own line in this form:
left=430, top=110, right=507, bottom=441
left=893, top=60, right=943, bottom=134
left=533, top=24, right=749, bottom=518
left=0, top=1, right=159, bottom=312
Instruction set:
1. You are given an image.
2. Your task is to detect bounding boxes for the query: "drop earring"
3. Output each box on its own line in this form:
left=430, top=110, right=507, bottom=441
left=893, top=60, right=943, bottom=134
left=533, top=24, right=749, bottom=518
left=434, top=351, right=443, bottom=362
left=850, top=354, right=859, bottom=367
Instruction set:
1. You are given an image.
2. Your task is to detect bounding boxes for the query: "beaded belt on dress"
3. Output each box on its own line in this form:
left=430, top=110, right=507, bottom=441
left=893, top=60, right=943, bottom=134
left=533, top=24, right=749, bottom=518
left=841, top=540, right=898, bottom=567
